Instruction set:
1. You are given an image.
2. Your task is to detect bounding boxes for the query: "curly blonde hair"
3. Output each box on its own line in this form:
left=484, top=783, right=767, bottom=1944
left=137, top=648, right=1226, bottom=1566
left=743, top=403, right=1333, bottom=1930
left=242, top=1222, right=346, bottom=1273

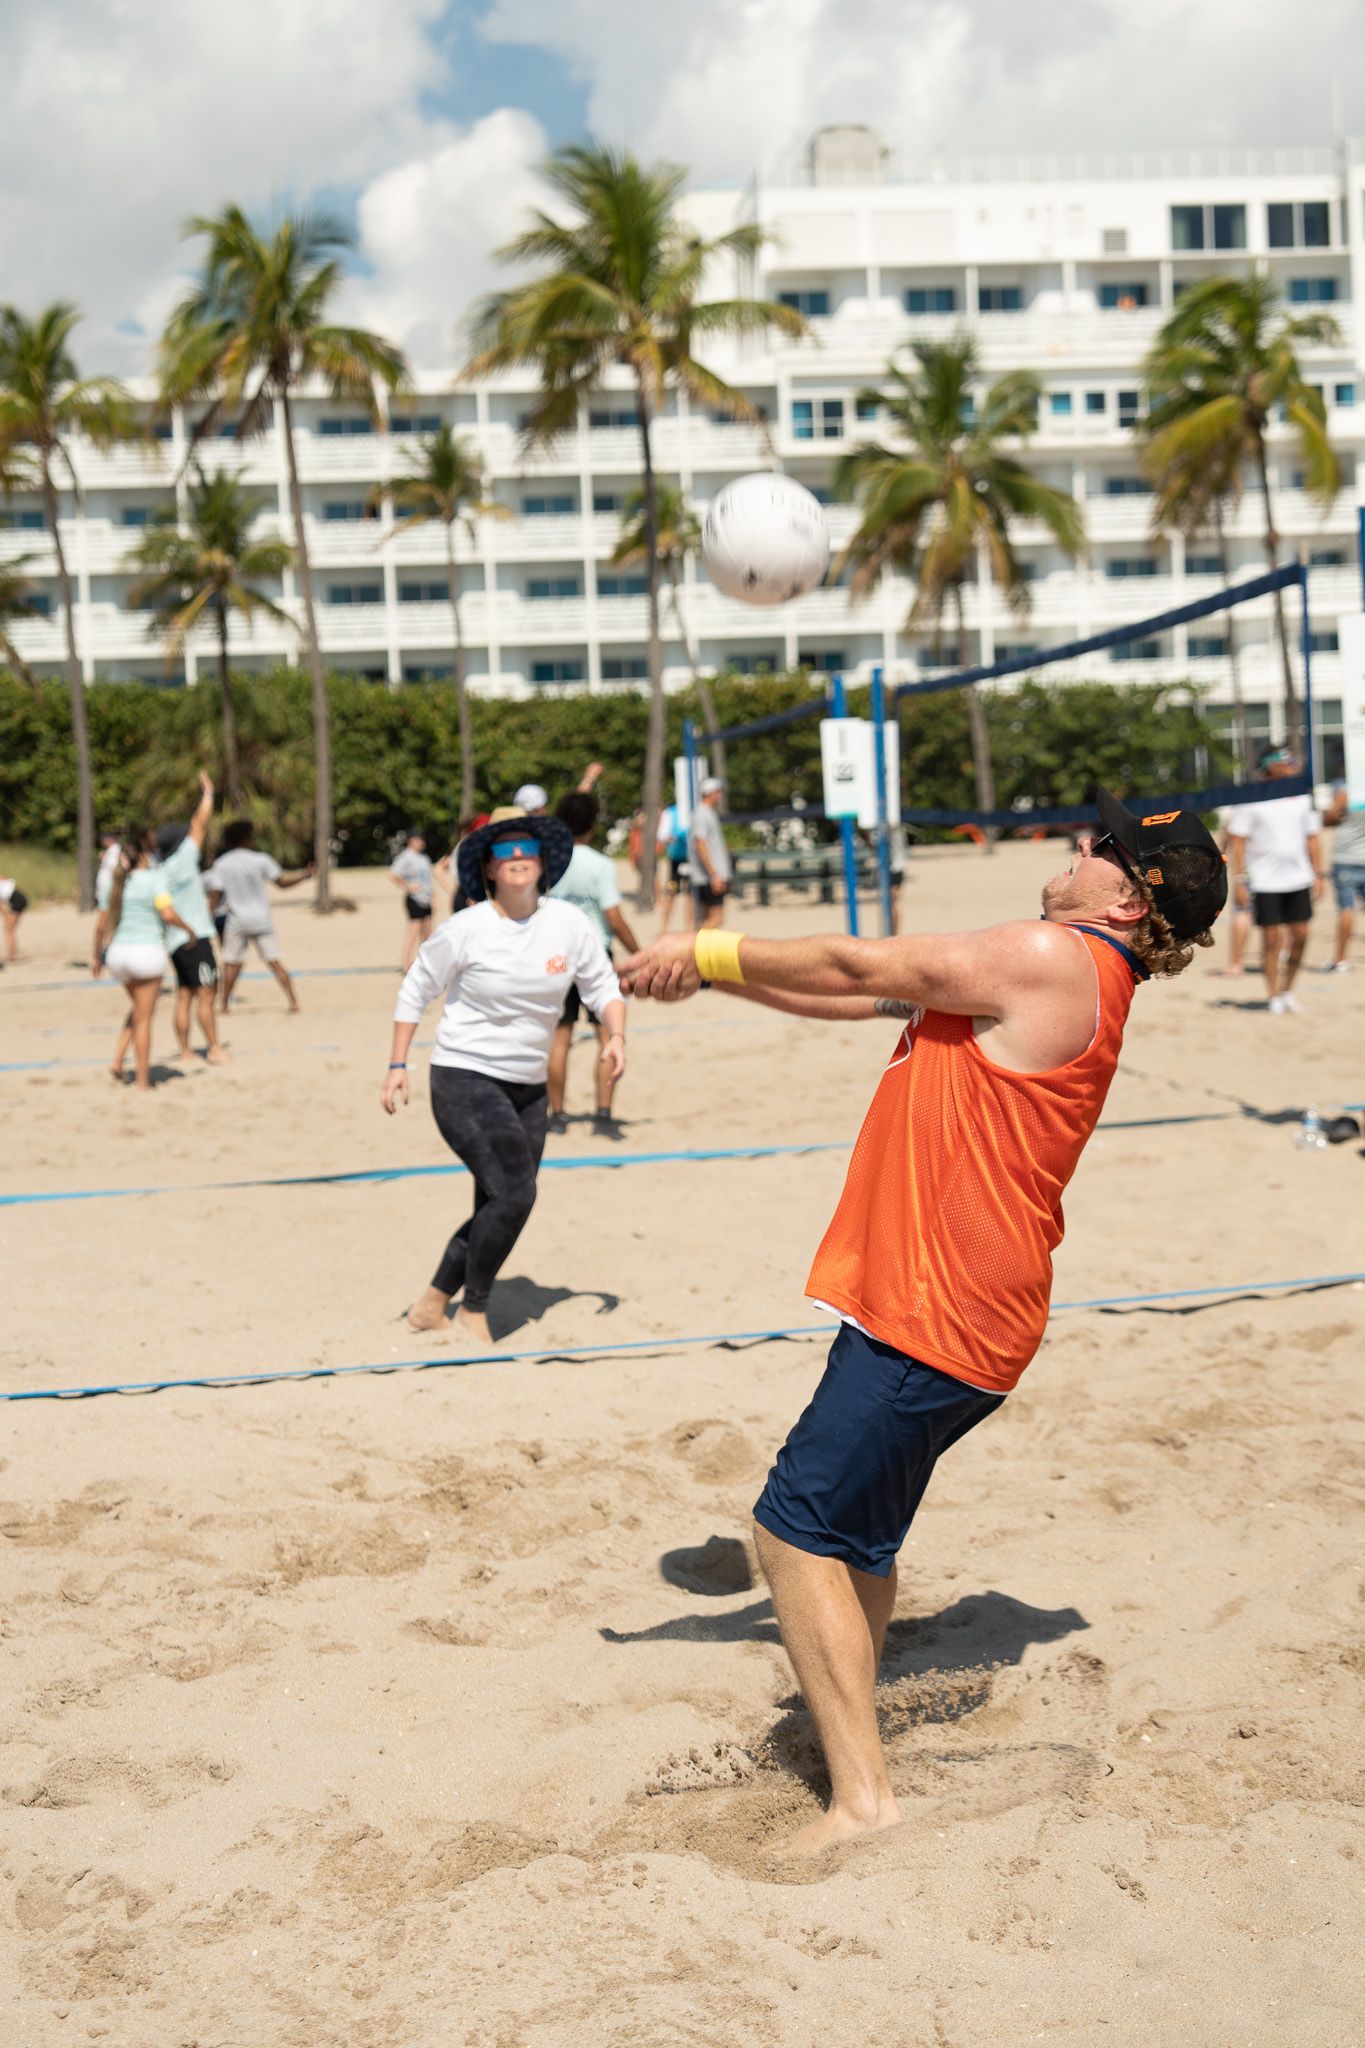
left=1124, top=845, right=1220, bottom=978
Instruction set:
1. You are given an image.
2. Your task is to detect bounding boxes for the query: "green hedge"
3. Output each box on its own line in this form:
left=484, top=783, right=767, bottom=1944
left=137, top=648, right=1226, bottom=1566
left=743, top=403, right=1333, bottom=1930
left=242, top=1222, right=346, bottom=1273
left=0, top=667, right=1234, bottom=865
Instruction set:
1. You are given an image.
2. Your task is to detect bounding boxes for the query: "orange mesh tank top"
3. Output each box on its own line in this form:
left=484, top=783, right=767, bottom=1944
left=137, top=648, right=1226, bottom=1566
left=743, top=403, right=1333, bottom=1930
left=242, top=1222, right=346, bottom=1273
left=806, top=927, right=1141, bottom=1395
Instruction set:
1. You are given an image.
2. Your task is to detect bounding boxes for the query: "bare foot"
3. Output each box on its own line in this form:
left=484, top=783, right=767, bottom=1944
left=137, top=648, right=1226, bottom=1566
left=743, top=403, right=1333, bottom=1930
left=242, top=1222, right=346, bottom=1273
left=205, top=1048, right=230, bottom=1065
left=406, top=1287, right=452, bottom=1333
left=771, top=1798, right=901, bottom=1860
left=451, top=1306, right=494, bottom=1349
left=108, top=1065, right=127, bottom=1083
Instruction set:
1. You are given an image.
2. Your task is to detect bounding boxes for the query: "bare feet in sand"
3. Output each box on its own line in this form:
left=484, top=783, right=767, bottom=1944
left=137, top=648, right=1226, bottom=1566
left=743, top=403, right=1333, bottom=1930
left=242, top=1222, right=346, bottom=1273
left=205, top=1047, right=229, bottom=1065
left=772, top=1797, right=901, bottom=1860
left=406, top=1286, right=452, bottom=1332
left=451, top=1306, right=493, bottom=1349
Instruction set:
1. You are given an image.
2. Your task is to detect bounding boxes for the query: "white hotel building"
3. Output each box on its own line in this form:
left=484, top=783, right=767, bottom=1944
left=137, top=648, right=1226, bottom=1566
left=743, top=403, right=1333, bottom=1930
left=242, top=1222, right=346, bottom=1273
left=5, top=126, right=1364, bottom=777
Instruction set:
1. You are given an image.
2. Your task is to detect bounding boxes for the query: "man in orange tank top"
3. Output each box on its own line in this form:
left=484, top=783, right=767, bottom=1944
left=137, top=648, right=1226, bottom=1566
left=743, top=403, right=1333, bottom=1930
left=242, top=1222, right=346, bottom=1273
left=623, top=790, right=1225, bottom=1856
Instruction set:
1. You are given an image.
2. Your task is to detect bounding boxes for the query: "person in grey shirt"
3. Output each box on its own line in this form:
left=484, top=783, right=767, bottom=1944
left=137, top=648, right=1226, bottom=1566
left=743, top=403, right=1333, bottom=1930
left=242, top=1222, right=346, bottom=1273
left=688, top=777, right=731, bottom=930
left=1324, top=781, right=1365, bottom=972
left=390, top=830, right=434, bottom=970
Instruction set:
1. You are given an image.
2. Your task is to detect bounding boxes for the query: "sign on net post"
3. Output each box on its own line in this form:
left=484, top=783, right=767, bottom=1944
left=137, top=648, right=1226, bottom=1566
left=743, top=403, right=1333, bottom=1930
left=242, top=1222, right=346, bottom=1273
left=1336, top=611, right=1365, bottom=809
left=819, top=718, right=901, bottom=828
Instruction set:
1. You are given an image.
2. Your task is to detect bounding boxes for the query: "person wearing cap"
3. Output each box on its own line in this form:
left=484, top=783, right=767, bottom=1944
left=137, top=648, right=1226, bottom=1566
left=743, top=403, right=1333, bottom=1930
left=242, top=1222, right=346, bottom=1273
left=688, top=777, right=730, bottom=929
left=623, top=789, right=1225, bottom=1857
left=155, top=771, right=227, bottom=1066
left=512, top=763, right=605, bottom=816
left=380, top=808, right=626, bottom=1348
left=389, top=829, right=434, bottom=971
left=1223, top=750, right=1324, bottom=1015
left=205, top=821, right=314, bottom=1014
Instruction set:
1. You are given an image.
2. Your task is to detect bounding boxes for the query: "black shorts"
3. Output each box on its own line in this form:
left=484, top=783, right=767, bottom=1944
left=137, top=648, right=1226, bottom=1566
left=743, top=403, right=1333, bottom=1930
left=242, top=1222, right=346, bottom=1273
left=1252, top=887, right=1313, bottom=928
left=666, top=856, right=688, bottom=893
left=172, top=936, right=218, bottom=990
left=6, top=889, right=27, bottom=915
left=753, top=1325, right=1004, bottom=1578
left=405, top=894, right=432, bottom=922
left=560, top=982, right=601, bottom=1028
left=696, top=883, right=726, bottom=910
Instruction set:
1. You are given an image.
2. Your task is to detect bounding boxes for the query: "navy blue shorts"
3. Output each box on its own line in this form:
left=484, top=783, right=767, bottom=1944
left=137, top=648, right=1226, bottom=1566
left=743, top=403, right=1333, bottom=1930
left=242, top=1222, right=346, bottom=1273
left=753, top=1324, right=1005, bottom=1578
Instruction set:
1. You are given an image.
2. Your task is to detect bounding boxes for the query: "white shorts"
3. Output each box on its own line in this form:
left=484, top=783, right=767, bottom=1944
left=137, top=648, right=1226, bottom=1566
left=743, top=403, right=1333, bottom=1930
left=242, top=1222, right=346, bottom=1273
left=105, top=941, right=168, bottom=986
left=222, top=925, right=281, bottom=965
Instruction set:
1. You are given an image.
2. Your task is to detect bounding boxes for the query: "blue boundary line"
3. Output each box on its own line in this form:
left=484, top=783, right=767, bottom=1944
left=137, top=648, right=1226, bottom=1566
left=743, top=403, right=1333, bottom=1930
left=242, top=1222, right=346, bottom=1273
left=5, top=1269, right=1362, bottom=1401
left=0, top=965, right=400, bottom=997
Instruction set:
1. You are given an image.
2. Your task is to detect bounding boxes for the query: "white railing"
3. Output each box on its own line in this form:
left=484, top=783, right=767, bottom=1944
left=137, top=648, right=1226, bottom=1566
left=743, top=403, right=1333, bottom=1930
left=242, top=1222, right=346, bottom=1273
left=294, top=435, right=389, bottom=481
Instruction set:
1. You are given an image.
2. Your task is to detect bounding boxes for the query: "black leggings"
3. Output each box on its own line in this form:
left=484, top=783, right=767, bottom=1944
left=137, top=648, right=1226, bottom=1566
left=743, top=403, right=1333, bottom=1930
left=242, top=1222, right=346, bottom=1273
left=429, top=1066, right=548, bottom=1310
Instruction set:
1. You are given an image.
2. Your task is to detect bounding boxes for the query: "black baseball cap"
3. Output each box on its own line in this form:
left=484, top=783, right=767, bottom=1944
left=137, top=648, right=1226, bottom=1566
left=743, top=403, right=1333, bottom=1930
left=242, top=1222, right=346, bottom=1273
left=1094, top=787, right=1227, bottom=940
left=155, top=822, right=187, bottom=858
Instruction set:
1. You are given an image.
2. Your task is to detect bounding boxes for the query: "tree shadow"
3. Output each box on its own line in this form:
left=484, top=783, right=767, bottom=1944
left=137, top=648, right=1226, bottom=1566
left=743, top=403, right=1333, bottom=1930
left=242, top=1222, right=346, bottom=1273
left=489, top=1275, right=621, bottom=1344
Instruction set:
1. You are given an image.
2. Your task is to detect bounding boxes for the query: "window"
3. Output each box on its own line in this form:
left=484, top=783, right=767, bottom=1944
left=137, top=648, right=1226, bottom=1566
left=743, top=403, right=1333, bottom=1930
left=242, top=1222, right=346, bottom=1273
left=978, top=285, right=1022, bottom=312
left=323, top=501, right=368, bottom=522
left=1105, top=557, right=1158, bottom=578
left=327, top=583, right=382, bottom=605
left=531, top=658, right=585, bottom=683
left=1170, top=203, right=1245, bottom=251
left=398, top=581, right=449, bottom=603
left=589, top=408, right=639, bottom=429
left=592, top=491, right=627, bottom=513
left=1306, top=629, right=1339, bottom=653
left=997, top=641, right=1039, bottom=661
left=389, top=414, right=443, bottom=434
left=1289, top=277, right=1338, bottom=302
left=152, top=421, right=173, bottom=442
left=1188, top=634, right=1227, bottom=657
left=0, top=508, right=44, bottom=529
left=526, top=576, right=580, bottom=599
left=1269, top=199, right=1331, bottom=249
left=120, top=507, right=152, bottom=526
left=26, top=592, right=52, bottom=616
left=904, top=286, right=956, bottom=315
left=318, top=417, right=373, bottom=436
left=800, top=649, right=846, bottom=673
left=1102, top=475, right=1150, bottom=495
left=1117, top=389, right=1141, bottom=426
left=1309, top=548, right=1345, bottom=566
left=1085, top=391, right=1107, bottom=414
left=1334, top=381, right=1355, bottom=406
left=601, top=655, right=649, bottom=680
left=807, top=485, right=832, bottom=505
left=855, top=396, right=879, bottom=420
left=596, top=573, right=647, bottom=597
left=403, top=663, right=454, bottom=681
left=1050, top=392, right=1073, bottom=416
left=792, top=398, right=844, bottom=440
left=792, top=399, right=813, bottom=441
left=521, top=494, right=575, bottom=516
left=1186, top=553, right=1222, bottom=575
left=724, top=652, right=777, bottom=674
left=1099, top=282, right=1150, bottom=309
left=821, top=398, right=844, bottom=437
left=1112, top=637, right=1162, bottom=661
left=779, top=289, right=830, bottom=317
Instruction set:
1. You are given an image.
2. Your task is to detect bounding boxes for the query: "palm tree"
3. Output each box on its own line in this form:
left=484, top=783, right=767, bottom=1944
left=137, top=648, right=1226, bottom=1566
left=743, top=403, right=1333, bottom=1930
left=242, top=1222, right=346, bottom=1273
left=466, top=141, right=805, bottom=908
left=159, top=208, right=409, bottom=909
left=837, top=335, right=1084, bottom=842
left=0, top=552, right=46, bottom=686
left=0, top=305, right=143, bottom=907
left=610, top=481, right=726, bottom=783
left=369, top=424, right=503, bottom=818
left=124, top=467, right=294, bottom=805
left=1141, top=275, right=1340, bottom=755
left=1137, top=408, right=1253, bottom=773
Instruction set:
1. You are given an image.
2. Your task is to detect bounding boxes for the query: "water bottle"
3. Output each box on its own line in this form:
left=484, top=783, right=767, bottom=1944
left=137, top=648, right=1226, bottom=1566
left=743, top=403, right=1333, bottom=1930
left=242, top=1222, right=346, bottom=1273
left=1296, top=1106, right=1327, bottom=1151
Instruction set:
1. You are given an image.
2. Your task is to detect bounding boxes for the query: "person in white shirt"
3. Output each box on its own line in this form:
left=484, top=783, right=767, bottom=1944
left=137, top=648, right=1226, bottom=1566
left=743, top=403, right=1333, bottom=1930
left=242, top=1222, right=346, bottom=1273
left=381, top=809, right=626, bottom=1348
left=204, top=820, right=313, bottom=1013
left=389, top=830, right=434, bottom=971
left=546, top=790, right=641, bottom=1137
left=1224, top=750, right=1325, bottom=1014
left=0, top=874, right=28, bottom=964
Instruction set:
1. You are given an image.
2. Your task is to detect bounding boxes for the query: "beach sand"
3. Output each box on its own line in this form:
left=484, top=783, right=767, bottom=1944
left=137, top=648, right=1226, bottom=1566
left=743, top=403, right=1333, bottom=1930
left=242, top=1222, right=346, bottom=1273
left=1, top=843, right=1362, bottom=2046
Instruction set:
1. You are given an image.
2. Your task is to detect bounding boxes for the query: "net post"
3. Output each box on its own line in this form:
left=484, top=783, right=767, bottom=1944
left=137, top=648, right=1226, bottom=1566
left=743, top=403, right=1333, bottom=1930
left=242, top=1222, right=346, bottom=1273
left=682, top=716, right=702, bottom=927
left=831, top=673, right=860, bottom=936
left=1298, top=564, right=1315, bottom=783
left=870, top=665, right=894, bottom=934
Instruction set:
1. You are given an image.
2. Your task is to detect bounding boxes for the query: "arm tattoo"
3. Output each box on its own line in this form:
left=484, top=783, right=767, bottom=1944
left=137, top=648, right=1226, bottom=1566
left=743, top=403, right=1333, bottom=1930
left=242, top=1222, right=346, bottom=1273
left=874, top=997, right=917, bottom=1019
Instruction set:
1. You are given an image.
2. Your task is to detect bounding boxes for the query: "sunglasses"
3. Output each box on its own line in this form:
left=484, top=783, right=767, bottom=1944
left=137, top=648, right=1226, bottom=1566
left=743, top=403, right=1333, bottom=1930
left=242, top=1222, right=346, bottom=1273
left=490, top=839, right=538, bottom=861
left=1088, top=832, right=1143, bottom=886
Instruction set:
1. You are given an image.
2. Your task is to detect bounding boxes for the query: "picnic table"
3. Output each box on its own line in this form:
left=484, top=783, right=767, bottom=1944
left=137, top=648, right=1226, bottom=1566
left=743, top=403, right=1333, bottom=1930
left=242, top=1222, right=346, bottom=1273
left=731, top=845, right=879, bottom=906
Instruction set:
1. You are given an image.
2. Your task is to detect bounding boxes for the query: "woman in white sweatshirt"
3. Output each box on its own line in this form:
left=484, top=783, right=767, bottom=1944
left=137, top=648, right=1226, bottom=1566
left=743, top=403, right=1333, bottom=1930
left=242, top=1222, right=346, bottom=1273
left=381, top=809, right=625, bottom=1347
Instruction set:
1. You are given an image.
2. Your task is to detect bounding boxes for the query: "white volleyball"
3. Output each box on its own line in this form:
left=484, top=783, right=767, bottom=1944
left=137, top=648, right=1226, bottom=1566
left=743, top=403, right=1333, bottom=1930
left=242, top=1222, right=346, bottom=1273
left=701, top=472, right=831, bottom=607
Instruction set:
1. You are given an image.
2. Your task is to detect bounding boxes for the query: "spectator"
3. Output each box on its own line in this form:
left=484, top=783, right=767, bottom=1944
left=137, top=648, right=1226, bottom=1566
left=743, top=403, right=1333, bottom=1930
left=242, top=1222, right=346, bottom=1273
left=688, top=777, right=731, bottom=931
left=390, top=829, right=434, bottom=971
left=655, top=798, right=693, bottom=936
left=1224, top=750, right=1324, bottom=1014
left=206, top=821, right=313, bottom=1013
left=1323, top=780, right=1365, bottom=972
left=547, top=790, right=641, bottom=1137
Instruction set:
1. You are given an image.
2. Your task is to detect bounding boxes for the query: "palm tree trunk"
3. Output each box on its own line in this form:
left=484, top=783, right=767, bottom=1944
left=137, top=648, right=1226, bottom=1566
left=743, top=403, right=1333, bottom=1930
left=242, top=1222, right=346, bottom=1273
left=280, top=387, right=334, bottom=910
left=634, top=375, right=665, bottom=913
left=1212, top=502, right=1249, bottom=778
left=667, top=563, right=725, bottom=785
left=42, top=457, right=95, bottom=910
left=0, top=631, right=38, bottom=690
left=1253, top=431, right=1301, bottom=756
left=956, top=582, right=996, bottom=851
left=214, top=596, right=243, bottom=807
left=446, top=521, right=474, bottom=819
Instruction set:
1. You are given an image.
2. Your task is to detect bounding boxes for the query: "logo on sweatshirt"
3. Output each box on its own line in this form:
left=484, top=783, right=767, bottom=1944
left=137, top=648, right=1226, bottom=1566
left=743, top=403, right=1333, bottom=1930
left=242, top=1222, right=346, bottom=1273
left=545, top=955, right=569, bottom=974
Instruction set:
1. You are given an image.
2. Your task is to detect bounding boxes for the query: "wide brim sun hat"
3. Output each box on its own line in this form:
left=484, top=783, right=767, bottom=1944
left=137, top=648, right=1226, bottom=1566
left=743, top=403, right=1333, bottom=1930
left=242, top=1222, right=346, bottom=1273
left=456, top=808, right=574, bottom=903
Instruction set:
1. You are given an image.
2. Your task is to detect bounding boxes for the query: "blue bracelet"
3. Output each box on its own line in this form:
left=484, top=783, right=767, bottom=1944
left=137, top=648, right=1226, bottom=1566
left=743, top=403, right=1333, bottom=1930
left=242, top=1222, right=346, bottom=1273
left=388, top=1062, right=407, bottom=1070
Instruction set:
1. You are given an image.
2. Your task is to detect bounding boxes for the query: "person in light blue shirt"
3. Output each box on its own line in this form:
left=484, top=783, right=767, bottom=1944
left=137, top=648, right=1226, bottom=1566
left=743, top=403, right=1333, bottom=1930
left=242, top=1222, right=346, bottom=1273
left=92, top=832, right=194, bottom=1092
left=547, top=790, right=640, bottom=1137
left=155, top=772, right=227, bottom=1065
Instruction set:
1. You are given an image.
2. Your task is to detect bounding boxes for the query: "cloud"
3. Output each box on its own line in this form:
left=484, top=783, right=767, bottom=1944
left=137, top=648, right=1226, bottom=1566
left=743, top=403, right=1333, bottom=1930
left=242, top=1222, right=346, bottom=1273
left=481, top=0, right=1365, bottom=176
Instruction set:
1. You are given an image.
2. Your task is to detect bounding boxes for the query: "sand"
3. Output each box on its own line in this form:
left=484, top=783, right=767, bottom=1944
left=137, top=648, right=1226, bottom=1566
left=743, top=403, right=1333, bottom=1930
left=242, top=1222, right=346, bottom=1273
left=1, top=843, right=1362, bottom=2047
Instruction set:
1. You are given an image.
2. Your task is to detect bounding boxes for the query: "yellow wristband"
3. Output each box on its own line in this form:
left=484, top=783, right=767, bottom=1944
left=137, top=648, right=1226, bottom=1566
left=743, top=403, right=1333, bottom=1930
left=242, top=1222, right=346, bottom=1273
left=694, top=928, right=746, bottom=984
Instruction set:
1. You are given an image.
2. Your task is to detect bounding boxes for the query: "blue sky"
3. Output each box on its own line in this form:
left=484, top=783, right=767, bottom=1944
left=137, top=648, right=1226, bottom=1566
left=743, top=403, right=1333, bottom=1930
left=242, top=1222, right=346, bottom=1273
left=425, top=3, right=589, bottom=142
